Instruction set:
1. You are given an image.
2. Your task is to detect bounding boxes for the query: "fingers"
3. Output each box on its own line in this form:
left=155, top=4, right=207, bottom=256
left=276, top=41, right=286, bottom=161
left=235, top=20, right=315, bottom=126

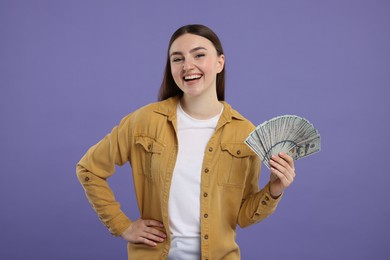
left=278, top=152, right=295, bottom=169
left=138, top=229, right=166, bottom=247
left=121, top=219, right=167, bottom=247
left=144, top=219, right=164, bottom=228
left=269, top=153, right=296, bottom=184
left=143, top=220, right=166, bottom=243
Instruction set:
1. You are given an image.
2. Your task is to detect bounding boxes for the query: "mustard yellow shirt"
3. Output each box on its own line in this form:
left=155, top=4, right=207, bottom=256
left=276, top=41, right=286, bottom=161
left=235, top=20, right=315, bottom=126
left=76, top=96, right=282, bottom=260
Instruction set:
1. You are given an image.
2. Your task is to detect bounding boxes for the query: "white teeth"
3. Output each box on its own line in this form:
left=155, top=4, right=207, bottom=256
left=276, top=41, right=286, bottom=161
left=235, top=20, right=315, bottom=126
left=184, top=74, right=202, bottom=80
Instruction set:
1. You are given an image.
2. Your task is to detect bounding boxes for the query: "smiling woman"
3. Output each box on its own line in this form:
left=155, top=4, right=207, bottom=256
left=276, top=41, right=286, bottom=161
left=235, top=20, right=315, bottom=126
left=76, top=24, right=296, bottom=260
left=159, top=24, right=226, bottom=102
left=169, top=33, right=225, bottom=119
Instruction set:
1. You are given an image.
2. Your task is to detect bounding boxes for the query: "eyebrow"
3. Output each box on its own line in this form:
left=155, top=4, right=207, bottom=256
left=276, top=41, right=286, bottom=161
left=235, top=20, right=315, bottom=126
left=170, top=46, right=208, bottom=57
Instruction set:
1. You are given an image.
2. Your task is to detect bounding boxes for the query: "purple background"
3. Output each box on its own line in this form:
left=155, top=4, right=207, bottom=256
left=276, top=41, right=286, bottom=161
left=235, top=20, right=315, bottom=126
left=1, top=0, right=389, bottom=259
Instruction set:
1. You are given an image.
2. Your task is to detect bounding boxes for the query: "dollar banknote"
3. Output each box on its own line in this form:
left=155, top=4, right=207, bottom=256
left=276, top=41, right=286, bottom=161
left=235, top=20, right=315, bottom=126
left=245, top=115, right=321, bottom=169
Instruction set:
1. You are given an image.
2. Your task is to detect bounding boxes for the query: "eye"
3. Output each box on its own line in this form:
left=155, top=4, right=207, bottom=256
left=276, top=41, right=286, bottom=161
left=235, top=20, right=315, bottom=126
left=195, top=53, right=205, bottom=59
left=171, top=57, right=183, bottom=63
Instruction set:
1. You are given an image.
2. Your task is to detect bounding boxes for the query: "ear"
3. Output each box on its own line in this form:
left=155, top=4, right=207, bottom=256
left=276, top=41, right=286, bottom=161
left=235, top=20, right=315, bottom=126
left=216, top=54, right=225, bottom=73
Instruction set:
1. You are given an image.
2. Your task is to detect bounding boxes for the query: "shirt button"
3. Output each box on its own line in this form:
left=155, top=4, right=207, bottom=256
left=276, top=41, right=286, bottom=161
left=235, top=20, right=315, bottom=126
left=236, top=150, right=241, bottom=155
left=261, top=201, right=267, bottom=205
left=204, top=213, right=208, bottom=218
left=204, top=168, right=209, bottom=173
left=84, top=177, right=90, bottom=182
left=147, top=144, right=152, bottom=150
left=203, top=192, right=208, bottom=197
left=208, top=147, right=213, bottom=152
left=265, top=196, right=269, bottom=201
left=204, top=234, right=209, bottom=239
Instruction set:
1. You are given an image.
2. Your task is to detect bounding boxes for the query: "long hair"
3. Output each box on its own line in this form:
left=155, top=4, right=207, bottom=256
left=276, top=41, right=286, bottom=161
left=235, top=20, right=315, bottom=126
left=158, top=24, right=225, bottom=101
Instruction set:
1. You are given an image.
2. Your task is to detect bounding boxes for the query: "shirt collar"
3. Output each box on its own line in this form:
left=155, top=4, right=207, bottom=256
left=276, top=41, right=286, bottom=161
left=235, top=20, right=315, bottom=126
left=153, top=96, right=246, bottom=124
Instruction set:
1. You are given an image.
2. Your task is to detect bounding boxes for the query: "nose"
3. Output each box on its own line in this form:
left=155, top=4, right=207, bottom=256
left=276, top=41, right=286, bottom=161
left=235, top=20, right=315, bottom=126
left=183, top=59, right=194, bottom=71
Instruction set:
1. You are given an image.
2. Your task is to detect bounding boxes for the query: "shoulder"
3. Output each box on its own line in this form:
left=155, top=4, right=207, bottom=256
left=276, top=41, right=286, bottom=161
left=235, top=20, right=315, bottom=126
left=123, top=97, right=178, bottom=121
left=116, top=97, right=178, bottom=134
left=222, top=101, right=255, bottom=130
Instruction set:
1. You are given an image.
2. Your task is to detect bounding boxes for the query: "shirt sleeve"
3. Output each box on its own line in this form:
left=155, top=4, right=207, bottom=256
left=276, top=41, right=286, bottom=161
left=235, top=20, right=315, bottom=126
left=76, top=115, right=133, bottom=236
left=237, top=155, right=283, bottom=228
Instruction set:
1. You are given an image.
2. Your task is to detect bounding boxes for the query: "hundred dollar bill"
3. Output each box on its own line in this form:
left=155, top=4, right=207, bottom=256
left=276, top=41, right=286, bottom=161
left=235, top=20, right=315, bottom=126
left=245, top=115, right=321, bottom=169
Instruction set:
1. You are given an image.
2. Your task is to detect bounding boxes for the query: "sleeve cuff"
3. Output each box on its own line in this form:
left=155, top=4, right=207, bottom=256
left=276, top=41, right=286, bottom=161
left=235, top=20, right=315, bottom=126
left=105, top=212, right=132, bottom=236
left=251, top=182, right=282, bottom=220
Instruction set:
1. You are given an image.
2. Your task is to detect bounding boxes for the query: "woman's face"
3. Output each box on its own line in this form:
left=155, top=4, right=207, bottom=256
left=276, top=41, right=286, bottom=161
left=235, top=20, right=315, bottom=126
left=169, top=33, right=224, bottom=99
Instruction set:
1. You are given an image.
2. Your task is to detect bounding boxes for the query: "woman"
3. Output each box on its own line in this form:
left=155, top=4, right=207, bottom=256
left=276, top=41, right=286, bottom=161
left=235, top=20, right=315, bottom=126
left=77, top=24, right=295, bottom=260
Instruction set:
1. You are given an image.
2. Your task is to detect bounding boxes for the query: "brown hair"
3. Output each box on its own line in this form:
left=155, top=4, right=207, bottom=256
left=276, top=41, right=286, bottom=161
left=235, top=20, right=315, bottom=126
left=158, top=24, right=225, bottom=101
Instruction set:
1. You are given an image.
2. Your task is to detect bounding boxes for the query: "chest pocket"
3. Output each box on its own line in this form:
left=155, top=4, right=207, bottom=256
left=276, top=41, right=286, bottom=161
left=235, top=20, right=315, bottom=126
left=135, top=136, right=165, bottom=182
left=218, top=143, right=253, bottom=188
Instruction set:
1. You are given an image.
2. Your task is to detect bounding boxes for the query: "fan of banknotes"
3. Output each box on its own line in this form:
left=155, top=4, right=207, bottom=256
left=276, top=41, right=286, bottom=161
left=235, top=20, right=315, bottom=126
left=245, top=115, right=321, bottom=169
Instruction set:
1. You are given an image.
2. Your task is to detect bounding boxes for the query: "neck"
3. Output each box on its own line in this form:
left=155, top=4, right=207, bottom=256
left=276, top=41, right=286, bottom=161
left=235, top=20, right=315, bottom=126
left=180, top=94, right=222, bottom=120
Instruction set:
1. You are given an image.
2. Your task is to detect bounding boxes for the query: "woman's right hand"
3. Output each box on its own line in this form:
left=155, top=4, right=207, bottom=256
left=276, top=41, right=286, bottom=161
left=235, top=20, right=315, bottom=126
left=121, top=219, right=167, bottom=247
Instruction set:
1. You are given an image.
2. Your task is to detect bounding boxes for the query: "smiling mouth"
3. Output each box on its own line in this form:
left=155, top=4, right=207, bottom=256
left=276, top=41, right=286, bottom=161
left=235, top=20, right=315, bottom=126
left=183, top=74, right=203, bottom=82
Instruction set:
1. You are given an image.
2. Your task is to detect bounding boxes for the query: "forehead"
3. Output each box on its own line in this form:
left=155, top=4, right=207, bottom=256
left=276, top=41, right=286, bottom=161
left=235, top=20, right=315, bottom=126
left=169, top=33, right=216, bottom=54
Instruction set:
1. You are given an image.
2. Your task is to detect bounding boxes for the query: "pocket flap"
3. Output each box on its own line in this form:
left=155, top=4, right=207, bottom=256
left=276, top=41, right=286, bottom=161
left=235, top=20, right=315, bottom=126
left=221, top=143, right=253, bottom=158
left=135, top=136, right=165, bottom=153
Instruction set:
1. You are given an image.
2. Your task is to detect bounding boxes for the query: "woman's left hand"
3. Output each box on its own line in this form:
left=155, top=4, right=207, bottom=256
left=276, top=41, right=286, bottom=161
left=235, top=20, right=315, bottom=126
left=269, top=152, right=296, bottom=198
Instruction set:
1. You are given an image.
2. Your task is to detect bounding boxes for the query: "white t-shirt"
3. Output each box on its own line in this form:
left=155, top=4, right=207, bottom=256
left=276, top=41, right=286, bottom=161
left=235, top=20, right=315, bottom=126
left=168, top=103, right=222, bottom=259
